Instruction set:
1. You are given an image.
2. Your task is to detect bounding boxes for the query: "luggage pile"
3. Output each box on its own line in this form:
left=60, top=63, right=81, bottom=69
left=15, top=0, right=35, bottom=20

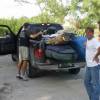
left=41, top=30, right=77, bottom=62
left=44, top=30, right=73, bottom=45
left=31, top=29, right=86, bottom=62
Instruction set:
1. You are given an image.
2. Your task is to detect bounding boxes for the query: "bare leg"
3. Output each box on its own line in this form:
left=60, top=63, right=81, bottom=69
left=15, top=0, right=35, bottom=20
left=20, top=60, right=29, bottom=81
left=17, top=61, right=23, bottom=75
left=21, top=60, right=28, bottom=76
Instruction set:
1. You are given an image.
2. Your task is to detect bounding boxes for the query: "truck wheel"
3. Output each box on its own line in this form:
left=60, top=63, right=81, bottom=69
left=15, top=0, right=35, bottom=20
left=68, top=68, right=80, bottom=74
left=27, top=64, right=41, bottom=78
left=11, top=54, right=18, bottom=62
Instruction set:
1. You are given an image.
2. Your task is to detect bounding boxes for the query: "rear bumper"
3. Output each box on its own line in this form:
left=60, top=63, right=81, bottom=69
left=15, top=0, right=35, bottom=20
left=31, top=61, right=86, bottom=70
left=59, top=62, right=86, bottom=70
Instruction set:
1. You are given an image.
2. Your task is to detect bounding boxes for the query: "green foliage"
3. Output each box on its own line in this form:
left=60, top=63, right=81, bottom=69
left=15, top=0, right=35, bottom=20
left=0, top=16, right=61, bottom=35
left=0, top=17, right=33, bottom=34
left=36, top=0, right=69, bottom=23
left=70, top=0, right=100, bottom=27
left=0, top=0, right=99, bottom=36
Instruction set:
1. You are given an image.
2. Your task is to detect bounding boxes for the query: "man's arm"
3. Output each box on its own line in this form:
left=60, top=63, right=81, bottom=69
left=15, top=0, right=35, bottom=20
left=93, top=47, right=100, bottom=63
left=30, top=31, right=43, bottom=39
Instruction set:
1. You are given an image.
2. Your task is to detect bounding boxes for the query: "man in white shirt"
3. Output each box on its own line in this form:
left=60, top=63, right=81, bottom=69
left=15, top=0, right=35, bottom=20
left=84, top=27, right=100, bottom=100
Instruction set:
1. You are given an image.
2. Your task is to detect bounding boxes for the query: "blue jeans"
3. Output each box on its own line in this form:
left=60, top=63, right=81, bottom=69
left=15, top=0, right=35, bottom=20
left=84, top=65, right=100, bottom=100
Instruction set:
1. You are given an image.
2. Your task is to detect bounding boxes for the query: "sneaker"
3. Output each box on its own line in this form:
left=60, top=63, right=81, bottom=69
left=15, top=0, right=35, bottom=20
left=21, top=75, right=28, bottom=81
left=16, top=74, right=23, bottom=79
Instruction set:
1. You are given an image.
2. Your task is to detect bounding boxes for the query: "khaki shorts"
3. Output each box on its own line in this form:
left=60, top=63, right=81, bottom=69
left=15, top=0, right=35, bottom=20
left=19, top=46, right=29, bottom=62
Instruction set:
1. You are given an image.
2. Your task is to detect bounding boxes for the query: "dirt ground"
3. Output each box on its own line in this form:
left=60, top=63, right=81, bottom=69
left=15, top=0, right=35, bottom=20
left=0, top=55, right=88, bottom=100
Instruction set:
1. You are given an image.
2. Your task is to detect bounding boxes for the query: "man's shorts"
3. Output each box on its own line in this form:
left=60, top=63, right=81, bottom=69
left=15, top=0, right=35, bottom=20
left=19, top=46, right=29, bottom=62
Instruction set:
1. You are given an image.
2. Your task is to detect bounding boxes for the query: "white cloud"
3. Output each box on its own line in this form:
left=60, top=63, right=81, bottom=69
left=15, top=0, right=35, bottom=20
left=0, top=0, right=41, bottom=18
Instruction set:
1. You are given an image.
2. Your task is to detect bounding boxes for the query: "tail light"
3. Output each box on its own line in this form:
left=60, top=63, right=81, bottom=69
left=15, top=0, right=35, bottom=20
left=34, top=48, right=44, bottom=59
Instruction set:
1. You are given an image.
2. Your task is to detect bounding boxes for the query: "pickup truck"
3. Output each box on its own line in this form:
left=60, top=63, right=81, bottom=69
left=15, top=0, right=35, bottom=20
left=0, top=23, right=86, bottom=78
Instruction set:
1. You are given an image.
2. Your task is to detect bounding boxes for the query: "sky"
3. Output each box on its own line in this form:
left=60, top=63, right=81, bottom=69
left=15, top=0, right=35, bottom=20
left=0, top=0, right=41, bottom=18
left=0, top=0, right=71, bottom=19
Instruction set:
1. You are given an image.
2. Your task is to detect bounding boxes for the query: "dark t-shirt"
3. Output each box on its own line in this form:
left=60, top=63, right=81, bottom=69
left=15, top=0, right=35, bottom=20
left=18, top=30, right=30, bottom=47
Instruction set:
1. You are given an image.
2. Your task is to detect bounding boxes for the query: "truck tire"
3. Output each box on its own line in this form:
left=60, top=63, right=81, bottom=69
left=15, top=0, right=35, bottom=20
left=27, top=63, right=41, bottom=78
left=68, top=68, right=80, bottom=74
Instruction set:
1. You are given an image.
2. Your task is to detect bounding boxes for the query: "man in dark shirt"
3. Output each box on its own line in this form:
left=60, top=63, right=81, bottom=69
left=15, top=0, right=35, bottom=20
left=17, top=23, right=30, bottom=81
left=17, top=23, right=43, bottom=81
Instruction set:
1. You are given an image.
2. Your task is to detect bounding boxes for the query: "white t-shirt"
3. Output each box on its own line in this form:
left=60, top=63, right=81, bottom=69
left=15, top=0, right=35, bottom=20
left=86, top=38, right=100, bottom=67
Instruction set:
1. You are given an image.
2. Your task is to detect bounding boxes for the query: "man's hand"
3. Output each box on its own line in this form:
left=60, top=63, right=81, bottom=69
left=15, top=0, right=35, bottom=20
left=93, top=47, right=100, bottom=63
left=38, top=31, right=43, bottom=35
left=93, top=56, right=99, bottom=63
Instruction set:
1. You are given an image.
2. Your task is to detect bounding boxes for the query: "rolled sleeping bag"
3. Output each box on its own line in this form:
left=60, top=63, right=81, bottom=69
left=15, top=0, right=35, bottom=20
left=70, top=36, right=86, bottom=61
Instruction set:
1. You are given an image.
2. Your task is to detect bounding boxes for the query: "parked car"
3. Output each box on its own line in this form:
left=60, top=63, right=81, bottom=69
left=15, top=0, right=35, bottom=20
left=0, top=23, right=86, bottom=78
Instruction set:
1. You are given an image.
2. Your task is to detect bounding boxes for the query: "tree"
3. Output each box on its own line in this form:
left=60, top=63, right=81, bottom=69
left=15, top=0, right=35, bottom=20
left=70, top=0, right=100, bottom=28
left=36, top=0, right=70, bottom=23
left=15, top=0, right=70, bottom=23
